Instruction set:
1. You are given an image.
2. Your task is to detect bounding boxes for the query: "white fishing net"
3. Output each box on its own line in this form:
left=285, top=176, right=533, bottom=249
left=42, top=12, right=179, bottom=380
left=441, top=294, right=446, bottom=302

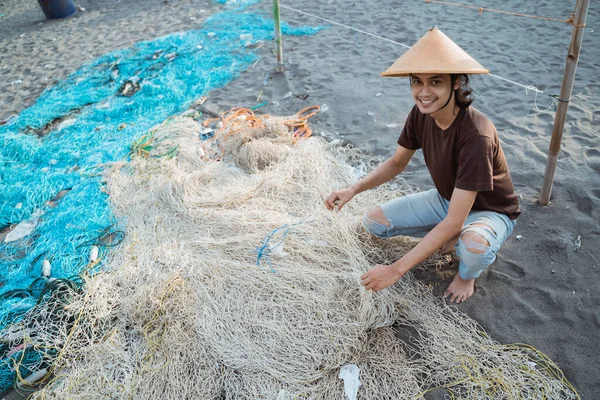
left=16, top=110, right=576, bottom=399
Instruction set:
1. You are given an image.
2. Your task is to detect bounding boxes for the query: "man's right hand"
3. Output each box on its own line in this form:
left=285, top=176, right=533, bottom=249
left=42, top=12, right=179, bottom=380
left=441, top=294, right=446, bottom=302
left=324, top=187, right=356, bottom=211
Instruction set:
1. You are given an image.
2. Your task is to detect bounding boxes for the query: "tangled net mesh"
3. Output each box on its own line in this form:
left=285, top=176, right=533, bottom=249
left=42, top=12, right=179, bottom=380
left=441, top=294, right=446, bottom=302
left=10, top=110, right=577, bottom=399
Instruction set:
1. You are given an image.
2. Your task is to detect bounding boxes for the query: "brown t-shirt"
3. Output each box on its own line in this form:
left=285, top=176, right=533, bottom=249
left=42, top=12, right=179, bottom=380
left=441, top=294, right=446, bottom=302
left=398, top=105, right=521, bottom=220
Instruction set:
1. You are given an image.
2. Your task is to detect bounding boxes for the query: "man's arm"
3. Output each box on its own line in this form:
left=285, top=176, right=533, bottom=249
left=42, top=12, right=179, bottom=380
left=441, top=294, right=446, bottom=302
left=361, top=188, right=477, bottom=291
left=325, top=145, right=416, bottom=210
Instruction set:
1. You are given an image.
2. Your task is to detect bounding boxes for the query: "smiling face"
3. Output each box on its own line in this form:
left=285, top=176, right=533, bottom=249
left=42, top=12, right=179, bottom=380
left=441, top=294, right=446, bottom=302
left=410, top=74, right=459, bottom=117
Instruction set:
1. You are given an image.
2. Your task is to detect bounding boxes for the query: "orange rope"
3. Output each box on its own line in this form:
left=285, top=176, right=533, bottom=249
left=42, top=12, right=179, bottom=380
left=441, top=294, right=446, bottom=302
left=424, top=0, right=576, bottom=25
left=202, top=117, right=221, bottom=128
left=203, top=105, right=321, bottom=157
left=222, top=108, right=265, bottom=128
left=294, top=105, right=321, bottom=120
left=283, top=105, right=321, bottom=142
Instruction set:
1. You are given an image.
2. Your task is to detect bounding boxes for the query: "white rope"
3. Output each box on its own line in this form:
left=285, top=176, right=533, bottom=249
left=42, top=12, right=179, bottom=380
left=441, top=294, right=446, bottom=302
left=532, top=87, right=556, bottom=113
left=281, top=4, right=556, bottom=99
left=488, top=73, right=543, bottom=94
left=487, top=73, right=557, bottom=113
left=280, top=5, right=411, bottom=49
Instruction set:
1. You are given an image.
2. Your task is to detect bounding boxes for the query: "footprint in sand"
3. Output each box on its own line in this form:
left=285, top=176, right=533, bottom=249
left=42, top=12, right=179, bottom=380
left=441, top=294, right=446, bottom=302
left=585, top=149, right=600, bottom=173
left=490, top=257, right=526, bottom=281
left=475, top=285, right=488, bottom=297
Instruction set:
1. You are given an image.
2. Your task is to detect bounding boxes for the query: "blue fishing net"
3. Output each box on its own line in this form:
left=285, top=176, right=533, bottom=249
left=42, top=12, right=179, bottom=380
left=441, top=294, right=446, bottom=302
left=0, top=1, right=322, bottom=391
left=214, top=0, right=262, bottom=6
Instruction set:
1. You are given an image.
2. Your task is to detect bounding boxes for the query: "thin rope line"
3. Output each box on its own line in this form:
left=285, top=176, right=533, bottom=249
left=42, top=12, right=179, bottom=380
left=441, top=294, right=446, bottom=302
left=533, top=88, right=556, bottom=113
left=281, top=4, right=562, bottom=104
left=488, top=73, right=542, bottom=94
left=489, top=73, right=569, bottom=103
left=424, top=0, right=575, bottom=25
left=280, top=5, right=411, bottom=49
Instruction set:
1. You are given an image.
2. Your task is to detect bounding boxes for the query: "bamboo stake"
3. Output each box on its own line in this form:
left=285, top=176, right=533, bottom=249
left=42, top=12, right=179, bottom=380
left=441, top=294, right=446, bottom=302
left=273, top=0, right=284, bottom=72
left=539, top=0, right=591, bottom=205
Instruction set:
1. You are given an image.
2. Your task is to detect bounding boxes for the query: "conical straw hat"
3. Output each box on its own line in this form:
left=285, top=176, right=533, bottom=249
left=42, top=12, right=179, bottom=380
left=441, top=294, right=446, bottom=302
left=381, top=27, right=488, bottom=77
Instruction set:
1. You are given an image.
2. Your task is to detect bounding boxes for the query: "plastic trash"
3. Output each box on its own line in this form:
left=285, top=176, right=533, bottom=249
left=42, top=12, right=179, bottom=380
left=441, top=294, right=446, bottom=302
left=17, top=368, right=49, bottom=388
left=276, top=389, right=287, bottom=400
left=5, top=213, right=41, bottom=242
left=118, top=76, right=141, bottom=97
left=58, top=118, right=76, bottom=130
left=339, top=364, right=361, bottom=400
left=200, top=128, right=214, bottom=140
left=574, top=235, right=581, bottom=252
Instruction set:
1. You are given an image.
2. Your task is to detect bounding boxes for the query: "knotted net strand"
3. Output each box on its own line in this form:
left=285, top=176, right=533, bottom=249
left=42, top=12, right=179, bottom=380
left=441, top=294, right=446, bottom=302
left=17, top=112, right=577, bottom=399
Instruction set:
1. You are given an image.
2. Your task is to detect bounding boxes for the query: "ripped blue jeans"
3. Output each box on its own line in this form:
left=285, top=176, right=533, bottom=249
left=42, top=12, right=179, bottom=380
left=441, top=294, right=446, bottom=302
left=362, top=189, right=516, bottom=280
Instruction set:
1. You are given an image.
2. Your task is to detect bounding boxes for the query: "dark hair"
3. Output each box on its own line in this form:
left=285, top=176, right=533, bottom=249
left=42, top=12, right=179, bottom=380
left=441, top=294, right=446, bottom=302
left=450, top=74, right=473, bottom=109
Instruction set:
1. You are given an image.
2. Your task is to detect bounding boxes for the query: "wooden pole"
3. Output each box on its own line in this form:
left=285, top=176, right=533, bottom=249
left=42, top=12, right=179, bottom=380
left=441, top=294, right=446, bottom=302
left=273, top=0, right=284, bottom=72
left=539, top=0, right=591, bottom=205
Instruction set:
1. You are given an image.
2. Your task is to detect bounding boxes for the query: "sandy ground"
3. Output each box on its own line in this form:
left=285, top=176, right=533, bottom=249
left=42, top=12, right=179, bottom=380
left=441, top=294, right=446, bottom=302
left=1, top=0, right=599, bottom=398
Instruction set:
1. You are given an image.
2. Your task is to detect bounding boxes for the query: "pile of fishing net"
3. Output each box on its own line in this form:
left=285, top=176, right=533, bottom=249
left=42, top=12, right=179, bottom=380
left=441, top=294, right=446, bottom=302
left=0, top=8, right=322, bottom=392
left=15, top=108, right=577, bottom=399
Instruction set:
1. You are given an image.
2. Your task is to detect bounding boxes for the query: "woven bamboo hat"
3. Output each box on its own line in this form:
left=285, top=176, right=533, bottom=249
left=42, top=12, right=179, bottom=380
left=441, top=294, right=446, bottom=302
left=381, top=27, right=488, bottom=77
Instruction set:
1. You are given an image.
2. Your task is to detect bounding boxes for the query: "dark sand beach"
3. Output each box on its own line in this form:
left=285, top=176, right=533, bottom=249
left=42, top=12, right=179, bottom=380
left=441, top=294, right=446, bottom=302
left=1, top=0, right=599, bottom=398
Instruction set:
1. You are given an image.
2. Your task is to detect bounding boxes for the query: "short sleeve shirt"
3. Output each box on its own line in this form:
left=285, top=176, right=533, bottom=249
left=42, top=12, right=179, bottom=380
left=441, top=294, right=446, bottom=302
left=398, top=105, right=520, bottom=220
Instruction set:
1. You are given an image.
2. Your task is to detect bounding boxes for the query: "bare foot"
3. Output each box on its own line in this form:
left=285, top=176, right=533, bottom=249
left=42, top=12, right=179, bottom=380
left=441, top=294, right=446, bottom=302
left=443, top=274, right=475, bottom=303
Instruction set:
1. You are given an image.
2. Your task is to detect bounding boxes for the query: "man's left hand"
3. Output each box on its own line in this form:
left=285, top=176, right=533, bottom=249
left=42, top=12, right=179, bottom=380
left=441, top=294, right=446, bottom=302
left=360, top=264, right=404, bottom=292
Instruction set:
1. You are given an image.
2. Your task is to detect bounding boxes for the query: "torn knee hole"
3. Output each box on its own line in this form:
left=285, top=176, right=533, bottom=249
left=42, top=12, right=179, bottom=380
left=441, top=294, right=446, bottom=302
left=461, top=237, right=489, bottom=254
left=459, top=223, right=496, bottom=254
left=365, top=207, right=390, bottom=227
left=460, top=231, right=490, bottom=254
